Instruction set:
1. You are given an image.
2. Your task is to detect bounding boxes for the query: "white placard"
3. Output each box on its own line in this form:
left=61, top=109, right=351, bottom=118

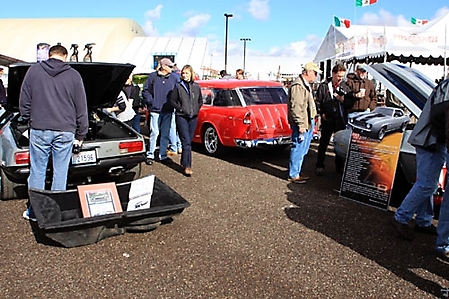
left=127, top=175, right=155, bottom=211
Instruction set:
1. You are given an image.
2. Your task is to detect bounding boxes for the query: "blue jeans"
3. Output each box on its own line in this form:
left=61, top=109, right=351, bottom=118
left=289, top=122, right=314, bottom=179
left=131, top=112, right=141, bottom=133
left=169, top=112, right=181, bottom=152
left=28, top=129, right=75, bottom=190
left=176, top=115, right=198, bottom=168
left=147, top=111, right=172, bottom=160
left=437, top=151, right=449, bottom=252
left=394, top=144, right=446, bottom=226
left=27, top=129, right=74, bottom=217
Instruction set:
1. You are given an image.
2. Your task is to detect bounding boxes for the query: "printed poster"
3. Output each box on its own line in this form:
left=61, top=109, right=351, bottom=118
left=340, top=130, right=403, bottom=210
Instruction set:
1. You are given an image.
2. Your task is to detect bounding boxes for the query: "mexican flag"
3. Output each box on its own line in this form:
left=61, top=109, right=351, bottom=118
left=356, top=0, right=377, bottom=7
left=334, top=16, right=351, bottom=28
left=411, top=17, right=428, bottom=25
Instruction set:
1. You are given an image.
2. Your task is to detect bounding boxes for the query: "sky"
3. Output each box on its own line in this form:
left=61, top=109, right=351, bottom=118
left=1, top=0, right=449, bottom=76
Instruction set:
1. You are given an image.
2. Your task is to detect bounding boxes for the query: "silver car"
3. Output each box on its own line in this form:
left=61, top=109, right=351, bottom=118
left=1, top=62, right=146, bottom=199
left=348, top=106, right=410, bottom=140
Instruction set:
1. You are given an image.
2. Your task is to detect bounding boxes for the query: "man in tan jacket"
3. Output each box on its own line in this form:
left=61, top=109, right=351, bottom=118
left=287, top=62, right=320, bottom=184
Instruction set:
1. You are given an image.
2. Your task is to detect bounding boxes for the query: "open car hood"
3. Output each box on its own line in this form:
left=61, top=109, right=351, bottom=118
left=363, top=62, right=435, bottom=118
left=7, top=62, right=135, bottom=111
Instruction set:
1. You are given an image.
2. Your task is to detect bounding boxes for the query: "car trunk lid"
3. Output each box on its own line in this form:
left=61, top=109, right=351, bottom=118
left=7, top=62, right=135, bottom=112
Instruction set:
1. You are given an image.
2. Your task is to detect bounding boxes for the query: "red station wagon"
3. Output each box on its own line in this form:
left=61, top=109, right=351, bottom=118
left=194, top=79, right=292, bottom=156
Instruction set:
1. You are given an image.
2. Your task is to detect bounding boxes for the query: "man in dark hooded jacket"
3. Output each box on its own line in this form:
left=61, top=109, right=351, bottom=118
left=19, top=44, right=88, bottom=221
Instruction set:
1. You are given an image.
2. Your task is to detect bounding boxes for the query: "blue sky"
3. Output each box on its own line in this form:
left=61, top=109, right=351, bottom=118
left=2, top=0, right=449, bottom=74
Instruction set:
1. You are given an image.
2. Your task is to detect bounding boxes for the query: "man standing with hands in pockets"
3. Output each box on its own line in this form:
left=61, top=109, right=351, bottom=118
left=287, top=62, right=321, bottom=184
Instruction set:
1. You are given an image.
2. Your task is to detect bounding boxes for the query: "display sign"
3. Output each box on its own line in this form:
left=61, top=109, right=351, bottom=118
left=78, top=182, right=122, bottom=217
left=340, top=130, right=403, bottom=210
left=127, top=175, right=155, bottom=211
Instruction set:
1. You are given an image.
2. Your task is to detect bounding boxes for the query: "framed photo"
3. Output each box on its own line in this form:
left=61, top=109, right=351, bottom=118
left=77, top=183, right=122, bottom=218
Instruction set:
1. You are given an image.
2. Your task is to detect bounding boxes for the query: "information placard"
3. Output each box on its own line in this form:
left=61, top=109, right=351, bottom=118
left=78, top=182, right=122, bottom=217
left=340, top=130, right=403, bottom=210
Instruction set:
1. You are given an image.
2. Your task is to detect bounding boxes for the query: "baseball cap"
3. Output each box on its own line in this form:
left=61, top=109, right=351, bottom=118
left=303, top=62, right=322, bottom=74
left=356, top=64, right=367, bottom=72
left=160, top=58, right=175, bottom=67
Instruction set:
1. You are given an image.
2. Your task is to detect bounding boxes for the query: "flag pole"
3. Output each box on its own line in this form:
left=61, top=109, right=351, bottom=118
left=444, top=23, right=447, bottom=79
left=383, top=23, right=387, bottom=63
left=333, top=17, right=337, bottom=60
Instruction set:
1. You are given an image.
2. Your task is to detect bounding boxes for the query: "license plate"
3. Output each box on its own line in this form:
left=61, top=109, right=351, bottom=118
left=72, top=150, right=96, bottom=165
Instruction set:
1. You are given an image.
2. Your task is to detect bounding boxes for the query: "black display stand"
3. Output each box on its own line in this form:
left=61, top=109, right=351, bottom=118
left=29, top=176, right=190, bottom=247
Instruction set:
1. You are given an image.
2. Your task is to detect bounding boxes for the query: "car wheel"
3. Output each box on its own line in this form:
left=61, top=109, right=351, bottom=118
left=1, top=169, right=27, bottom=200
left=377, top=126, right=387, bottom=140
left=203, top=125, right=225, bottom=156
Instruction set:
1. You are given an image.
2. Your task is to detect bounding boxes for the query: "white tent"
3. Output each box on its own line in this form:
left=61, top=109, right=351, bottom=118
left=0, top=18, right=209, bottom=76
left=314, top=12, right=449, bottom=81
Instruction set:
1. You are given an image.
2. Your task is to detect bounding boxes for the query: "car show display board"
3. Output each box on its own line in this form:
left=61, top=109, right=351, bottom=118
left=340, top=130, right=403, bottom=210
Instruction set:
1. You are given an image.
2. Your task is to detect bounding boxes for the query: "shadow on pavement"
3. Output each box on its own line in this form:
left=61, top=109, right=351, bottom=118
left=284, top=181, right=447, bottom=297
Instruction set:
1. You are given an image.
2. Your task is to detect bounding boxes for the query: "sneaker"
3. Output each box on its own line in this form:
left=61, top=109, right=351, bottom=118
left=167, top=150, right=178, bottom=156
left=316, top=167, right=324, bottom=176
left=22, top=210, right=37, bottom=222
left=160, top=158, right=173, bottom=165
left=145, top=157, right=154, bottom=165
left=415, top=224, right=438, bottom=235
left=287, top=176, right=307, bottom=184
left=184, top=167, right=193, bottom=176
left=391, top=217, right=414, bottom=241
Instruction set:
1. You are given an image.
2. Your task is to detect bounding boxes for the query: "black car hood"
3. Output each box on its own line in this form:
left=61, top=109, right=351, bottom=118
left=7, top=62, right=135, bottom=111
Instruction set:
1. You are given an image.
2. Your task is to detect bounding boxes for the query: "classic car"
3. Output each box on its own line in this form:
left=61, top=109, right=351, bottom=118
left=348, top=106, right=410, bottom=140
left=1, top=62, right=146, bottom=199
left=194, top=79, right=291, bottom=156
left=333, top=62, right=436, bottom=191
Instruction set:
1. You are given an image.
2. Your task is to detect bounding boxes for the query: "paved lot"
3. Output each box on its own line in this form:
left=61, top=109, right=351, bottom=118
left=0, top=143, right=448, bottom=298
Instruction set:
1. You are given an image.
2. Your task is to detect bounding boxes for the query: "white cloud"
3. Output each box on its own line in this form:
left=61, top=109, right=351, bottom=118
left=143, top=20, right=158, bottom=36
left=144, top=5, right=163, bottom=20
left=143, top=5, right=163, bottom=36
left=179, top=14, right=211, bottom=36
left=248, top=0, right=270, bottom=21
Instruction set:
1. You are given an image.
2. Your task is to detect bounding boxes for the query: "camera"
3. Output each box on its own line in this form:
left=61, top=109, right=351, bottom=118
left=72, top=143, right=81, bottom=154
left=334, top=88, right=346, bottom=97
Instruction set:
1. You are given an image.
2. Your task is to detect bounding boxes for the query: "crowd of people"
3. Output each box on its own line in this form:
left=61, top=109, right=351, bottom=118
left=286, top=60, right=449, bottom=260
left=6, top=43, right=449, bottom=259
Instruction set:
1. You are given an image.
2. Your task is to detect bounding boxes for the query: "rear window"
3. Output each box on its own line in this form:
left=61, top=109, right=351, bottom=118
left=239, top=87, right=287, bottom=105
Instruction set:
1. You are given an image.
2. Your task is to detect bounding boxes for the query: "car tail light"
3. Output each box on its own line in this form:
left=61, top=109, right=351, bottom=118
left=243, top=112, right=251, bottom=124
left=119, top=141, right=144, bottom=154
left=15, top=152, right=30, bottom=165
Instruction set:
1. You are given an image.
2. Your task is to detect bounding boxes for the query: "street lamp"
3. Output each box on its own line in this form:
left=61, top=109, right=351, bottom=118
left=240, top=38, right=251, bottom=72
left=224, top=13, right=233, bottom=73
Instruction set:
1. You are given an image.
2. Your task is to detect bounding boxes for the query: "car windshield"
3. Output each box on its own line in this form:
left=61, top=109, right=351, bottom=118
left=239, top=87, right=287, bottom=105
left=374, top=107, right=394, bottom=117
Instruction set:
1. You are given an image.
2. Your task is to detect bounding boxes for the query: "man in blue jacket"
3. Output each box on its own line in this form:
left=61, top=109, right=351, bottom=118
left=142, top=58, right=179, bottom=165
left=19, top=44, right=88, bottom=221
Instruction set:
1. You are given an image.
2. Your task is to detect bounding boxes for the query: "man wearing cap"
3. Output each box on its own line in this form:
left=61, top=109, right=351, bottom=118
left=287, top=62, right=320, bottom=184
left=345, top=64, right=377, bottom=113
left=142, top=58, right=180, bottom=165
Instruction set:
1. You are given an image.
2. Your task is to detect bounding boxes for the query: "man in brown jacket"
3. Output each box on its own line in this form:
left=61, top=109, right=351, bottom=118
left=287, top=62, right=320, bottom=184
left=346, top=64, right=377, bottom=112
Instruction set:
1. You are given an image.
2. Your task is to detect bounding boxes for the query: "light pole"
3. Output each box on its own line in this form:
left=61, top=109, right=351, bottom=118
left=240, top=38, right=251, bottom=72
left=224, top=13, right=233, bottom=73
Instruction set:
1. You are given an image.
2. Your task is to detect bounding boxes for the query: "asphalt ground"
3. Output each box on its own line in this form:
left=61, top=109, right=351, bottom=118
left=0, top=142, right=448, bottom=298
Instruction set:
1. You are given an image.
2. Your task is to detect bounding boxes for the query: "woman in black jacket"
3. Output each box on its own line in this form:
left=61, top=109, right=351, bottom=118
left=169, top=65, right=203, bottom=176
